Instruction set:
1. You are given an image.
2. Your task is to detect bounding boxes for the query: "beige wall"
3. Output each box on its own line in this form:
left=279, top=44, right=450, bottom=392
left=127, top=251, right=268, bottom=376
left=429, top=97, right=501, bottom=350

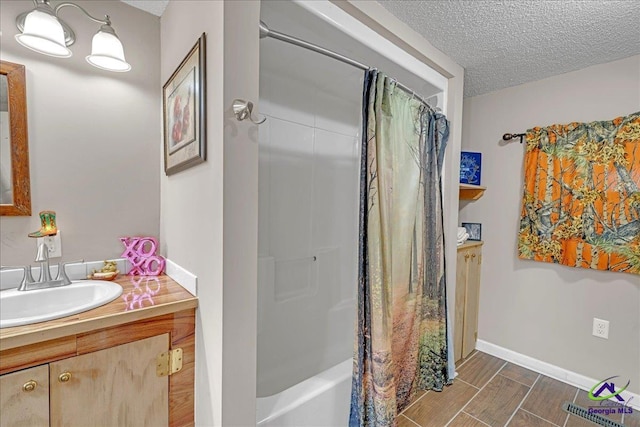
left=460, top=55, right=640, bottom=392
left=159, top=1, right=224, bottom=424
left=0, top=0, right=160, bottom=265
left=161, top=1, right=260, bottom=425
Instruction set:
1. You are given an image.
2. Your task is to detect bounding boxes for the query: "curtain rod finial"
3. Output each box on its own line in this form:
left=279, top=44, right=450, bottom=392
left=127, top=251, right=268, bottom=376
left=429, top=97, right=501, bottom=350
left=503, top=133, right=525, bottom=143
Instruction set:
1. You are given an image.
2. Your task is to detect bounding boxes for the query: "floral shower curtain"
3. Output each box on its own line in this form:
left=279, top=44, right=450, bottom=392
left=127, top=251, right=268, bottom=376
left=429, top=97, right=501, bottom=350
left=350, top=70, right=450, bottom=427
left=519, top=112, right=640, bottom=274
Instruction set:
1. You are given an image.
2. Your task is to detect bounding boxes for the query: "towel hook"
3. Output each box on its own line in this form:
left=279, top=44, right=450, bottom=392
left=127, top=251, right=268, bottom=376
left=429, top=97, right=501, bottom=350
left=232, top=99, right=266, bottom=124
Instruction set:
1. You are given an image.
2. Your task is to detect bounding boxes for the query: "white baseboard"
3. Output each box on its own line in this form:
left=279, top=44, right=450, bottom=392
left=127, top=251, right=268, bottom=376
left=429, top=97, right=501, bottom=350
left=165, top=259, right=197, bottom=296
left=476, top=339, right=640, bottom=410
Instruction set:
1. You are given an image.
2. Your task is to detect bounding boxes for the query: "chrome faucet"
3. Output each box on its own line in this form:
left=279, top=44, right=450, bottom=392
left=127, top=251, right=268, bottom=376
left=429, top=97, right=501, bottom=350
left=35, top=243, right=53, bottom=283
left=0, top=244, right=80, bottom=291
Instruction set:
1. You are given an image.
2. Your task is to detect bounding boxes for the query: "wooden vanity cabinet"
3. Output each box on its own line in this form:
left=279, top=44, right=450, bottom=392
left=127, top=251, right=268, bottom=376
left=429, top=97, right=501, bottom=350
left=454, top=241, right=483, bottom=362
left=50, top=334, right=169, bottom=426
left=0, top=364, right=49, bottom=427
left=0, top=309, right=195, bottom=427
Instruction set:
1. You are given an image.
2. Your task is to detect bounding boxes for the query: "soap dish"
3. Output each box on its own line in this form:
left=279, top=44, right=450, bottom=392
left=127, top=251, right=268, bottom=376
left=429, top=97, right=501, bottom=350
left=87, top=270, right=120, bottom=281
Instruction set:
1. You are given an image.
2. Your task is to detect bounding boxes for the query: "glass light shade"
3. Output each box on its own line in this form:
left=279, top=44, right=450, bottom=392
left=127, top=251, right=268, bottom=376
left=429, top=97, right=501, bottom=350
left=86, top=30, right=131, bottom=72
left=15, top=9, right=72, bottom=58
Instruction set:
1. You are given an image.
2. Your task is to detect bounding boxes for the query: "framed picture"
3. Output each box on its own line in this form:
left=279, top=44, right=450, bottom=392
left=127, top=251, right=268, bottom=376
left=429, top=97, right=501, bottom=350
left=462, top=222, right=482, bottom=241
left=460, top=151, right=482, bottom=185
left=163, top=33, right=206, bottom=175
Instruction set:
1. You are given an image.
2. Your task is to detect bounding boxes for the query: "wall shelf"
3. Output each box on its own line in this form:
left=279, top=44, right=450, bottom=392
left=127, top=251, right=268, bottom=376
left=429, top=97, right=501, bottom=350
left=459, top=183, right=486, bottom=200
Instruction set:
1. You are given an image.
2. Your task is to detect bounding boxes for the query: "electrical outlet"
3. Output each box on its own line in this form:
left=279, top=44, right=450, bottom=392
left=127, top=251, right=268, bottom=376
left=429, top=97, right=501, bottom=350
left=36, top=231, right=62, bottom=258
left=592, top=318, right=609, bottom=339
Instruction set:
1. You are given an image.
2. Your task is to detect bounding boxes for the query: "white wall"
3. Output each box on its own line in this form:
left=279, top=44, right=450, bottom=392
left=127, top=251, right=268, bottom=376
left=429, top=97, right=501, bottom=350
left=160, top=2, right=259, bottom=426
left=0, top=0, right=160, bottom=266
left=160, top=2, right=224, bottom=425
left=460, top=55, right=640, bottom=393
left=257, top=38, right=361, bottom=396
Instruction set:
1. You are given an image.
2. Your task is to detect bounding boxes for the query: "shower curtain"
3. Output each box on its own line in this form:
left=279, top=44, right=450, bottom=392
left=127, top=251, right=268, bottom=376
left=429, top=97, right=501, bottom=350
left=350, top=70, right=450, bottom=427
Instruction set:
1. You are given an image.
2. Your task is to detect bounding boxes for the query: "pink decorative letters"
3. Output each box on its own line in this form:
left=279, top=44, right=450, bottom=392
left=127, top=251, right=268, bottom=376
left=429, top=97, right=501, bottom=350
left=120, top=237, right=166, bottom=276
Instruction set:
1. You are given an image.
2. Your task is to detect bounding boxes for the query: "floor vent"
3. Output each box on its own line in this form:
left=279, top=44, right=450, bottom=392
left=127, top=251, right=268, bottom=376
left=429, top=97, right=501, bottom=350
left=562, top=402, right=625, bottom=427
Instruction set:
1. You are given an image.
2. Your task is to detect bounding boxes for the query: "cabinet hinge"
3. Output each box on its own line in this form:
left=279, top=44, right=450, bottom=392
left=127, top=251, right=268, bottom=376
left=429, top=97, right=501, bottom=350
left=156, top=348, right=183, bottom=377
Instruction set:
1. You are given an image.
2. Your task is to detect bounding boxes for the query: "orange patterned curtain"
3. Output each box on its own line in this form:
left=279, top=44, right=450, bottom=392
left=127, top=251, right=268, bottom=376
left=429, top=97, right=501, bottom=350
left=518, top=112, right=640, bottom=275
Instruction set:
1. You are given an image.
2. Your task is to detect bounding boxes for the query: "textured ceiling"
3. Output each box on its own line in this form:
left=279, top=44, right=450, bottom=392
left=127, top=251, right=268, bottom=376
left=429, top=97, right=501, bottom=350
left=120, top=0, right=168, bottom=17
left=378, top=0, right=640, bottom=97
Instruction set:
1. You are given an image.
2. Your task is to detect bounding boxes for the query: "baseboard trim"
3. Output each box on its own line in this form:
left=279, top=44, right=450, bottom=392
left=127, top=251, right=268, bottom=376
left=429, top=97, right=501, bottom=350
left=476, top=339, right=640, bottom=410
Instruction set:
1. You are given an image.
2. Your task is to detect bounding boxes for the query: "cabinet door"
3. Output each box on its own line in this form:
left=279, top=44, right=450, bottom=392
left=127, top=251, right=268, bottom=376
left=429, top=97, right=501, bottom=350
left=454, top=249, right=468, bottom=362
left=462, top=247, right=482, bottom=359
left=50, top=333, right=170, bottom=427
left=0, top=364, right=49, bottom=427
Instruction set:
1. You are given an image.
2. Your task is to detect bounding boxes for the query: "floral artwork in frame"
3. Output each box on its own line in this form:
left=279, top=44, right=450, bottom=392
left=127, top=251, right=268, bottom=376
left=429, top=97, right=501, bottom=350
left=163, top=33, right=206, bottom=175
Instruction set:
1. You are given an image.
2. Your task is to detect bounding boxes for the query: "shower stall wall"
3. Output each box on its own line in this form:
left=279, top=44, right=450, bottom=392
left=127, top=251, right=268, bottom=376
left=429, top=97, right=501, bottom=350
left=257, top=1, right=459, bottom=425
left=257, top=43, right=362, bottom=397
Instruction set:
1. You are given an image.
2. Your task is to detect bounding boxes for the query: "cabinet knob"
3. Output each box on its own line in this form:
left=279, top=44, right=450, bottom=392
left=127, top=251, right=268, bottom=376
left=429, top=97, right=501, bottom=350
left=58, top=372, right=72, bottom=383
left=471, top=253, right=476, bottom=258
left=464, top=253, right=470, bottom=260
left=22, top=380, right=37, bottom=392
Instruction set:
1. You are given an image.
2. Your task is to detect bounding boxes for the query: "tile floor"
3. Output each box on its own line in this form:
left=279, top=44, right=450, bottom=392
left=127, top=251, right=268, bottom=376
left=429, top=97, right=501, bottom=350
left=398, top=351, right=639, bottom=427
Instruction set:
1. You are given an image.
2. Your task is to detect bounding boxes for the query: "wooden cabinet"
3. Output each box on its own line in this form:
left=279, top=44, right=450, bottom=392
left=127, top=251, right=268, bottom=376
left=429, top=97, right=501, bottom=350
left=0, top=309, right=195, bottom=427
left=0, top=365, right=49, bottom=427
left=1, top=335, right=169, bottom=427
left=454, top=241, right=483, bottom=362
left=50, top=334, right=169, bottom=426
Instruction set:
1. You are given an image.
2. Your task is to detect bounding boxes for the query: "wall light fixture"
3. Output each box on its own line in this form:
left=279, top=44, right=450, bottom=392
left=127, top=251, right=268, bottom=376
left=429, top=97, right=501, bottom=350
left=15, top=0, right=131, bottom=72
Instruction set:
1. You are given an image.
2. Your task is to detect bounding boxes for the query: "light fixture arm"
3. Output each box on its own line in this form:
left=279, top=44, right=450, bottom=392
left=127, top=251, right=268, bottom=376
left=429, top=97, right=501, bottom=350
left=16, top=0, right=112, bottom=47
left=54, top=2, right=110, bottom=26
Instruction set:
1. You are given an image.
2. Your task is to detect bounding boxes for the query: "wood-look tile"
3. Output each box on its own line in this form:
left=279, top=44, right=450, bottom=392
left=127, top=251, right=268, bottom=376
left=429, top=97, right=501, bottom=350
left=449, top=412, right=490, bottom=427
left=499, top=363, right=539, bottom=387
left=397, top=414, right=420, bottom=427
left=456, top=350, right=478, bottom=368
left=403, top=380, right=478, bottom=427
left=456, top=352, right=506, bottom=389
left=572, top=389, right=623, bottom=423
left=465, top=374, right=530, bottom=426
left=565, top=414, right=597, bottom=427
left=521, top=376, right=577, bottom=426
left=408, top=389, right=427, bottom=407
left=623, top=408, right=640, bottom=427
left=508, top=409, right=556, bottom=427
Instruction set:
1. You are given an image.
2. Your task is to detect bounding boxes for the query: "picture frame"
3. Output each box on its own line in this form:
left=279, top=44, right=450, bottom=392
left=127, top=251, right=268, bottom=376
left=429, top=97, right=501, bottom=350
left=462, top=222, right=482, bottom=241
left=460, top=151, right=482, bottom=185
left=163, top=33, right=206, bottom=175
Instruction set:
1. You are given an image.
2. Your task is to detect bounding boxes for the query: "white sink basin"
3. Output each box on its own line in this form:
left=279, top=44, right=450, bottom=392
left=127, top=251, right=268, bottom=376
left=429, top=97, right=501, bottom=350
left=0, top=280, right=123, bottom=329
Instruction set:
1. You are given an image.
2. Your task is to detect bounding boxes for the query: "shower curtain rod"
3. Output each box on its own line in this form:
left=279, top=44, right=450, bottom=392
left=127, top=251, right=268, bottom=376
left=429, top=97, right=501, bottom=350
left=259, top=21, right=436, bottom=110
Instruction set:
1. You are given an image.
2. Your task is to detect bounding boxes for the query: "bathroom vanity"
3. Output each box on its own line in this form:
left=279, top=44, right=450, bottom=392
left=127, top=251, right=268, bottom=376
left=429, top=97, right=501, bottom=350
left=0, top=275, right=197, bottom=427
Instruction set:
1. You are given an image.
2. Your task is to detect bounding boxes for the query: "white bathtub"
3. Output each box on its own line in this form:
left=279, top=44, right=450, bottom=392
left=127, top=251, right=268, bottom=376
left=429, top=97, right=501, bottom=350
left=256, top=359, right=352, bottom=427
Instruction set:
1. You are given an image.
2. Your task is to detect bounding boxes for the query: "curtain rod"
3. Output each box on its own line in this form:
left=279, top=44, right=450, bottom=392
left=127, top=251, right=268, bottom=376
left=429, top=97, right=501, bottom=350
left=259, top=21, right=436, bottom=111
left=503, top=133, right=526, bottom=143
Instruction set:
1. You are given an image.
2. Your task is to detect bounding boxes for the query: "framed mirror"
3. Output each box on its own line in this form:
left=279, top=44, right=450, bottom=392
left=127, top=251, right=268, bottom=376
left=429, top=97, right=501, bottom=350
left=0, top=60, right=31, bottom=216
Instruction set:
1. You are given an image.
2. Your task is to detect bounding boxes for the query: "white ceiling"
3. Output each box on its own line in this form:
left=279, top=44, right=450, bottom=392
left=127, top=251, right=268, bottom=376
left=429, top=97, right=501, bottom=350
left=123, top=0, right=640, bottom=98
